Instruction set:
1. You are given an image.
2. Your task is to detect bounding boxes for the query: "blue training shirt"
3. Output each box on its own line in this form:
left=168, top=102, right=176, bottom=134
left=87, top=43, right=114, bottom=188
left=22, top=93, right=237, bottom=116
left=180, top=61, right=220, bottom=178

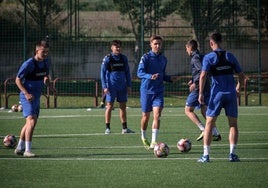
left=202, top=49, right=242, bottom=93
left=17, top=57, right=49, bottom=97
left=100, top=53, right=131, bottom=91
left=137, top=50, right=172, bottom=94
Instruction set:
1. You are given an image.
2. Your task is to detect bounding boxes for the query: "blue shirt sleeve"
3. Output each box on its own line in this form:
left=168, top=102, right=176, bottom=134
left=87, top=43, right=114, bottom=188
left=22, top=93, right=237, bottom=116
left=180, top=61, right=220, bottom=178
left=202, top=52, right=214, bottom=72
left=100, top=56, right=109, bottom=89
left=225, top=52, right=242, bottom=73
left=137, top=54, right=153, bottom=79
left=17, top=58, right=34, bottom=79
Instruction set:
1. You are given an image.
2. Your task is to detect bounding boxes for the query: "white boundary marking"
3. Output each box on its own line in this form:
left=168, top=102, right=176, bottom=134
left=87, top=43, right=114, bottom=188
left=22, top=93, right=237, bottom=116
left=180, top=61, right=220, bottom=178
left=0, top=157, right=267, bottom=161
left=28, top=131, right=268, bottom=138
left=1, top=112, right=268, bottom=119
left=1, top=131, right=268, bottom=138
left=0, top=106, right=268, bottom=119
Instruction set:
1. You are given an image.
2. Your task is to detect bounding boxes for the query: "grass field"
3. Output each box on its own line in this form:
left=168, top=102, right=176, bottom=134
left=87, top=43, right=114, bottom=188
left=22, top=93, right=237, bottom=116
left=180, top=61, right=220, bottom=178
left=0, top=107, right=268, bottom=188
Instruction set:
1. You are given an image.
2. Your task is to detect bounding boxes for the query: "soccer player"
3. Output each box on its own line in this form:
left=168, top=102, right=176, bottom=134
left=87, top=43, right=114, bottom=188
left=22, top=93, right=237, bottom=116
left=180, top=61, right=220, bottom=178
left=198, top=31, right=245, bottom=162
left=14, top=40, right=54, bottom=157
left=137, top=35, right=177, bottom=150
left=100, top=40, right=134, bottom=134
left=184, top=39, right=221, bottom=141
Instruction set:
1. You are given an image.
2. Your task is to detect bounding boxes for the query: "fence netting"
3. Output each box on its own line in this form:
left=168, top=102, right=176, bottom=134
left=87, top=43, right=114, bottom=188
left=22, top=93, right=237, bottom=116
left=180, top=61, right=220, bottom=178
left=0, top=0, right=267, bottom=108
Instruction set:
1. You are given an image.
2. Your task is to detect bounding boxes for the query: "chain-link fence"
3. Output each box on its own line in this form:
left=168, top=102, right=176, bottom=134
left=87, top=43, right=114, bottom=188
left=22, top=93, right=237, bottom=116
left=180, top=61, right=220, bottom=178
left=0, top=0, right=267, bottom=108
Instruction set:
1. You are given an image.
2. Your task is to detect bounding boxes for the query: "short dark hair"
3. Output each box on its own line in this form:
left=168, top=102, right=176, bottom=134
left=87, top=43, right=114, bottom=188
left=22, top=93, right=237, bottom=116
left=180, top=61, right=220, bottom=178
left=36, top=40, right=49, bottom=49
left=150, top=35, right=163, bottom=43
left=209, top=31, right=222, bottom=43
left=110, top=40, right=122, bottom=47
left=186, top=39, right=198, bottom=51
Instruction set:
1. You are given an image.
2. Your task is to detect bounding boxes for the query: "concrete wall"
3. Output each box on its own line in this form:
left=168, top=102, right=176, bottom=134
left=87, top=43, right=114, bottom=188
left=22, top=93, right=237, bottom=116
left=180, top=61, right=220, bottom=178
left=1, top=40, right=267, bottom=82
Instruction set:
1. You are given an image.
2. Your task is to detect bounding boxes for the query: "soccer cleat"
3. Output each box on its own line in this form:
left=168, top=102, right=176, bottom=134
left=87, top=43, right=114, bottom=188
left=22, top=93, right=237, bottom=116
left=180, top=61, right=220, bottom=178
left=98, top=102, right=105, bottom=108
left=105, top=128, right=111, bottom=134
left=213, top=134, right=222, bottom=141
left=14, top=148, right=24, bottom=156
left=196, top=131, right=204, bottom=141
left=197, top=155, right=210, bottom=163
left=229, top=153, right=240, bottom=162
left=142, top=138, right=150, bottom=150
left=122, top=128, right=135, bottom=134
left=149, top=142, right=157, bottom=150
left=23, top=151, right=35, bottom=157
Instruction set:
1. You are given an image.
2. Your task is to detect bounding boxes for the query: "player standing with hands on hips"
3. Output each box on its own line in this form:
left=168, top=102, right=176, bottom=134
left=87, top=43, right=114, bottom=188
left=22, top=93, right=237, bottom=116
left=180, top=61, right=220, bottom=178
left=14, top=40, right=54, bottom=157
left=100, top=40, right=134, bottom=134
left=137, top=35, right=177, bottom=150
left=198, top=31, right=245, bottom=162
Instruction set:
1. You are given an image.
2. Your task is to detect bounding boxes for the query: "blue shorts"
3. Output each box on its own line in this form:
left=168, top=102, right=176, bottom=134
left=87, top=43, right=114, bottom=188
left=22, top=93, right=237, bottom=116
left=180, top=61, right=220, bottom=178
left=106, top=88, right=127, bottom=103
left=206, top=92, right=238, bottom=117
left=186, top=90, right=210, bottom=107
left=20, top=93, right=40, bottom=118
left=140, top=92, right=164, bottom=112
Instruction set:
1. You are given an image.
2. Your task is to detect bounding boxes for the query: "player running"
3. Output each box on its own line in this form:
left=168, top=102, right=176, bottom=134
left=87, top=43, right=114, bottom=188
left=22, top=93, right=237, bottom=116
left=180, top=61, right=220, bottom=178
left=185, top=39, right=221, bottom=141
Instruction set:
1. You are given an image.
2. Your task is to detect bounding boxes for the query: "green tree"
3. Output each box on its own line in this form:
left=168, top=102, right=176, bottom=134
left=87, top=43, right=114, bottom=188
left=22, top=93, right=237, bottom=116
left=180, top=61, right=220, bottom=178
left=114, top=0, right=262, bottom=54
left=240, top=0, right=267, bottom=34
left=113, top=0, right=179, bottom=72
left=17, top=0, right=68, bottom=39
left=177, top=0, right=243, bottom=52
left=177, top=0, right=264, bottom=51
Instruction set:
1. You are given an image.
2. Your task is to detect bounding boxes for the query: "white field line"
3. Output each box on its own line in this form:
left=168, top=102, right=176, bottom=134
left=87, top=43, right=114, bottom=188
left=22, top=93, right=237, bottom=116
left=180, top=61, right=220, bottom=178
left=1, top=143, right=267, bottom=152
left=34, top=142, right=268, bottom=149
left=0, top=112, right=268, bottom=119
left=30, top=131, right=268, bottom=138
left=0, top=157, right=267, bottom=161
left=0, top=131, right=267, bottom=138
left=33, top=142, right=268, bottom=150
left=3, top=142, right=258, bottom=150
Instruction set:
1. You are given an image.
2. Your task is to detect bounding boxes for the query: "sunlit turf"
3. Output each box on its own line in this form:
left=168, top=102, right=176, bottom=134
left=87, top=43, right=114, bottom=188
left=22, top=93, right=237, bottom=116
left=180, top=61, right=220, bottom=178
left=0, top=107, right=268, bottom=187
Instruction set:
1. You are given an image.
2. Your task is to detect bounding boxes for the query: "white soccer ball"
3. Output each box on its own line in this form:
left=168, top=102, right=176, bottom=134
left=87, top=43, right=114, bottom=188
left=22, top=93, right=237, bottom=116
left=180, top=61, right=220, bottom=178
left=11, top=104, right=18, bottom=112
left=3, top=134, right=17, bottom=148
left=154, top=142, right=170, bottom=158
left=177, top=138, right=192, bottom=153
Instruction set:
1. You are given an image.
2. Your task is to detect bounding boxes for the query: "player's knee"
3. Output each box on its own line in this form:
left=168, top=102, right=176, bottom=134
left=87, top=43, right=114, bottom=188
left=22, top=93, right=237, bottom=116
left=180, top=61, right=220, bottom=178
left=26, top=118, right=36, bottom=128
left=185, top=106, right=194, bottom=114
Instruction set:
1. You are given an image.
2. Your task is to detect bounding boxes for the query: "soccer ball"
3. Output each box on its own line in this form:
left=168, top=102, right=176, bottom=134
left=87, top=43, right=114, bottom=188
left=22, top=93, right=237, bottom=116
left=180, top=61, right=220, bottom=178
left=153, top=142, right=170, bottom=158
left=177, top=138, right=192, bottom=153
left=3, top=134, right=17, bottom=148
left=11, top=104, right=18, bottom=112
left=18, top=104, right=23, bottom=112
